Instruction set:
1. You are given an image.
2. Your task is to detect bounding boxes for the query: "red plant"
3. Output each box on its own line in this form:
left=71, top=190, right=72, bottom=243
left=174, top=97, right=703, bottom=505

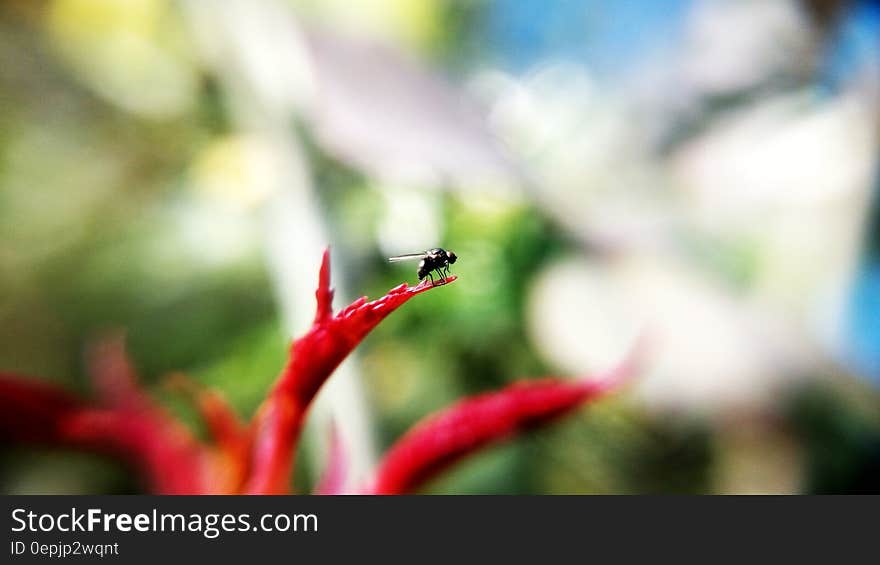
left=0, top=249, right=639, bottom=494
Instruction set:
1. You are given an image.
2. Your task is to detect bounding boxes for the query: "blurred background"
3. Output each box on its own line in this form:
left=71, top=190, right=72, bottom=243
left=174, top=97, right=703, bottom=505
left=1, top=0, right=879, bottom=494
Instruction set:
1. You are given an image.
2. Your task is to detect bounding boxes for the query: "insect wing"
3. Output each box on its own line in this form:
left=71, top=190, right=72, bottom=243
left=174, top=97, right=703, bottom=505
left=387, top=252, right=427, bottom=263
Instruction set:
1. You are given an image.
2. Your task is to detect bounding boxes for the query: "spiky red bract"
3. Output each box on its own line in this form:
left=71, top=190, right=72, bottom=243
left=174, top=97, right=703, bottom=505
left=244, top=249, right=457, bottom=493
left=369, top=349, right=640, bottom=495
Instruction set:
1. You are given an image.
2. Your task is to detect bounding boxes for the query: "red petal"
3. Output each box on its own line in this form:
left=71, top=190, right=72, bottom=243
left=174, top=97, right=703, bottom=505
left=243, top=396, right=301, bottom=494
left=369, top=346, right=641, bottom=494
left=245, top=248, right=456, bottom=494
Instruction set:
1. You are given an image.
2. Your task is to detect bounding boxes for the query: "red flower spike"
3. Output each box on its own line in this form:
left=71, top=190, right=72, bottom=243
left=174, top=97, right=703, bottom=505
left=369, top=344, right=642, bottom=495
left=245, top=248, right=456, bottom=494
left=314, top=423, right=349, bottom=495
left=0, top=247, right=643, bottom=494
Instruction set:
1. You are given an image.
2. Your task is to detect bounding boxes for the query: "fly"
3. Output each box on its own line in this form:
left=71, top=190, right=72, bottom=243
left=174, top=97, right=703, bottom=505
left=388, top=248, right=457, bottom=286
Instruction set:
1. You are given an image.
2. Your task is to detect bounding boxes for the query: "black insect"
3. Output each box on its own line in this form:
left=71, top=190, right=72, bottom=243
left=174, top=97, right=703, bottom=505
left=388, top=248, right=457, bottom=286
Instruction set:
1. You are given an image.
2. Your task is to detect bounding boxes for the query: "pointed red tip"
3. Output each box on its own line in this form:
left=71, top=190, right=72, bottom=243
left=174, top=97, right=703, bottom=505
left=251, top=251, right=460, bottom=493
left=315, top=247, right=334, bottom=323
